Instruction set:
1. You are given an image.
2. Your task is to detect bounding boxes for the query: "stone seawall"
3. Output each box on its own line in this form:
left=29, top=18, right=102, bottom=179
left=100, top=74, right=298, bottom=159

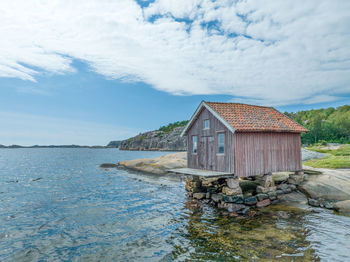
left=185, top=172, right=306, bottom=215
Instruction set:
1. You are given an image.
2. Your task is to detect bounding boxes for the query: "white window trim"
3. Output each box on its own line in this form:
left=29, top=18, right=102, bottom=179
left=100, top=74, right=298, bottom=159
left=217, top=133, right=225, bottom=155
left=192, top=135, right=198, bottom=155
left=203, top=119, right=210, bottom=130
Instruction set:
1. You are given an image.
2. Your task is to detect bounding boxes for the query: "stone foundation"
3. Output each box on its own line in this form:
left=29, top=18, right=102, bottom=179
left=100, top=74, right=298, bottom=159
left=185, top=171, right=304, bottom=215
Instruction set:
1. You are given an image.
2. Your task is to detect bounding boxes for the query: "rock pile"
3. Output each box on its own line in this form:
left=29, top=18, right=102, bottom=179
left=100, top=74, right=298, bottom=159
left=185, top=172, right=304, bottom=215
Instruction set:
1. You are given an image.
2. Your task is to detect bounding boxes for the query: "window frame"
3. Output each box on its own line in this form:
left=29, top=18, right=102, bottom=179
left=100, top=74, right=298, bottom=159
left=203, top=119, right=210, bottom=130
left=192, top=135, right=198, bottom=154
left=217, top=133, right=225, bottom=155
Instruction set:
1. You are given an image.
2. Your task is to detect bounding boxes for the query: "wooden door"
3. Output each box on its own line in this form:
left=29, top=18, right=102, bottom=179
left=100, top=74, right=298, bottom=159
left=199, top=136, right=215, bottom=170
left=207, top=136, right=215, bottom=170
left=199, top=136, right=206, bottom=169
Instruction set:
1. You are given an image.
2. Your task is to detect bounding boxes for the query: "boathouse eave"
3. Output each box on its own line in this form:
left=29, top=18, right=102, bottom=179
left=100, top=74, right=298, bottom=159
left=180, top=101, right=236, bottom=137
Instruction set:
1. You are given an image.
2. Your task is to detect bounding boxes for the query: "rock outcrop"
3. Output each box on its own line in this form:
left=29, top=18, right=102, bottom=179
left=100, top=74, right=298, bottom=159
left=106, top=141, right=121, bottom=148
left=119, top=126, right=186, bottom=151
left=299, top=168, right=350, bottom=201
left=334, top=200, right=350, bottom=213
left=118, top=152, right=187, bottom=174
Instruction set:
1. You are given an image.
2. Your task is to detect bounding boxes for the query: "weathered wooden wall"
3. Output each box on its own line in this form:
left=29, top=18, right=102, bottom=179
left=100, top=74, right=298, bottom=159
left=187, top=107, right=234, bottom=173
left=234, top=132, right=302, bottom=177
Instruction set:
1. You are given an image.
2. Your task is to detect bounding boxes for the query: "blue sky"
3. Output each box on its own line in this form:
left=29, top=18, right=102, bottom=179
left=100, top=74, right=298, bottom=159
left=0, top=0, right=349, bottom=145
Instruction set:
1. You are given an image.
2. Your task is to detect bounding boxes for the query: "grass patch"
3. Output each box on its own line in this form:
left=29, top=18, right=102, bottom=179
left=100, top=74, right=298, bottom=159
left=303, top=144, right=350, bottom=168
left=305, top=144, right=350, bottom=156
left=304, top=155, right=350, bottom=168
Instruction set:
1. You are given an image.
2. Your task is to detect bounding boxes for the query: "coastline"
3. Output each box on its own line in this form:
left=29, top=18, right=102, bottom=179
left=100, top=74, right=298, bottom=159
left=116, top=151, right=350, bottom=214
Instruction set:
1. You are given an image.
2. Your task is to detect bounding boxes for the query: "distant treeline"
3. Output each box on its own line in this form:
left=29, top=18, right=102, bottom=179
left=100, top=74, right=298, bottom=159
left=285, top=105, right=350, bottom=145
left=158, top=120, right=189, bottom=133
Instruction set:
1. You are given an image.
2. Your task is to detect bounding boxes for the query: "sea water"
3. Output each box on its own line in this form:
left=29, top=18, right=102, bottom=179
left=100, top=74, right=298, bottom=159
left=0, top=148, right=349, bottom=261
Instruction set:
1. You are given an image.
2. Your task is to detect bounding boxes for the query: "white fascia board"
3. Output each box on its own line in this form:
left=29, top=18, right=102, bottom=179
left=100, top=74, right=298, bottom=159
left=181, top=101, right=235, bottom=137
left=180, top=101, right=206, bottom=137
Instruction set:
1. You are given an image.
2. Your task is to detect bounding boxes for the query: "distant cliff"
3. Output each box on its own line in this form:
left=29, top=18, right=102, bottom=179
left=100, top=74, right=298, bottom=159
left=106, top=141, right=121, bottom=148
left=119, top=126, right=187, bottom=151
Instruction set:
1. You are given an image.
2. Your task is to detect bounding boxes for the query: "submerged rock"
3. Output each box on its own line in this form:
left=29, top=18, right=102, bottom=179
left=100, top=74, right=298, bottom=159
left=100, top=163, right=118, bottom=168
left=308, top=198, right=320, bottom=207
left=256, top=199, right=271, bottom=208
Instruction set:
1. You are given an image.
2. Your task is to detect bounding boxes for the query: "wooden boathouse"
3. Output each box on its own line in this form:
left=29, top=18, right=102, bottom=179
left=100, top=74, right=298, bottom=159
left=180, top=101, right=308, bottom=178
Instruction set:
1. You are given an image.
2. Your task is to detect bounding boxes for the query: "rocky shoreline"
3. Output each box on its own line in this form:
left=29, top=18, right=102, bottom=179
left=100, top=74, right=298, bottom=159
left=114, top=151, right=350, bottom=214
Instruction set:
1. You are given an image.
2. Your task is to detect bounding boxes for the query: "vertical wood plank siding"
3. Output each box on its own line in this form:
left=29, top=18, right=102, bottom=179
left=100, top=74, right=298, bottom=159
left=234, top=132, right=302, bottom=177
left=187, top=107, right=234, bottom=173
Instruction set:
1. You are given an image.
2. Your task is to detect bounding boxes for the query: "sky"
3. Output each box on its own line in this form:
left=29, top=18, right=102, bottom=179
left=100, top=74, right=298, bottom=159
left=0, top=0, right=349, bottom=146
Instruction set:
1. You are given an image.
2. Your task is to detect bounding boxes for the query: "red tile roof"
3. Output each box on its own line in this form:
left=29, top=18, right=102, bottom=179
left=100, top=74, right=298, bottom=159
left=206, top=102, right=308, bottom=133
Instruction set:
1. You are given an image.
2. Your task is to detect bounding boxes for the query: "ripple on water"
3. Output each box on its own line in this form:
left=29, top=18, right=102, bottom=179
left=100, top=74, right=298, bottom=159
left=0, top=148, right=350, bottom=261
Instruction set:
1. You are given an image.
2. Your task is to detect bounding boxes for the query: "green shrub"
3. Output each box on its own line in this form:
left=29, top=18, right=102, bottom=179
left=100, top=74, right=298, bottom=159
left=158, top=120, right=188, bottom=133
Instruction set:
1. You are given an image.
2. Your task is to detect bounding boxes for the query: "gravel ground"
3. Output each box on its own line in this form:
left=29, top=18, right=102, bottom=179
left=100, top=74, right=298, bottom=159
left=302, top=148, right=327, bottom=161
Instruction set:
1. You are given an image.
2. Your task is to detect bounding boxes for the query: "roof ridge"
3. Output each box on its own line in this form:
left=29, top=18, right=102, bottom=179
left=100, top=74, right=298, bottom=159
left=205, top=101, right=273, bottom=109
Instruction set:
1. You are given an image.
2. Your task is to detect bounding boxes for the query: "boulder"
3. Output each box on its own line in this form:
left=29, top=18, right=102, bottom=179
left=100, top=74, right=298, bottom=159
left=299, top=169, right=350, bottom=201
left=261, top=172, right=275, bottom=187
left=288, top=173, right=304, bottom=185
left=256, top=186, right=277, bottom=194
left=334, top=200, right=350, bottom=213
left=227, top=178, right=240, bottom=189
left=272, top=172, right=291, bottom=184
left=244, top=196, right=257, bottom=206
left=185, top=180, right=202, bottom=193
left=256, top=193, right=268, bottom=201
left=223, top=194, right=244, bottom=204
left=276, top=190, right=284, bottom=196
left=278, top=192, right=308, bottom=205
left=222, top=186, right=242, bottom=196
left=308, top=198, right=319, bottom=207
left=227, top=203, right=246, bottom=212
left=256, top=199, right=271, bottom=208
left=267, top=191, right=277, bottom=200
left=201, top=177, right=220, bottom=187
left=211, top=194, right=223, bottom=203
left=193, top=193, right=206, bottom=200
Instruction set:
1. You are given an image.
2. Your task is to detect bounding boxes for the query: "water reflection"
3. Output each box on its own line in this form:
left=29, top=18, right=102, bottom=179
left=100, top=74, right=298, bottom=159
left=170, top=199, right=320, bottom=261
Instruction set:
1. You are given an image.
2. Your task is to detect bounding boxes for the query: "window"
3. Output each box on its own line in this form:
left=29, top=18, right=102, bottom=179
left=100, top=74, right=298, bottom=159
left=192, top=136, right=197, bottom=154
left=218, top=133, right=225, bottom=154
left=203, top=119, right=210, bottom=129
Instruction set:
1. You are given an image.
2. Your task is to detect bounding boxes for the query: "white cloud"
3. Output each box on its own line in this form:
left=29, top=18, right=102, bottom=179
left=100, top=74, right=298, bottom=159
left=0, top=0, right=349, bottom=105
left=0, top=111, right=137, bottom=146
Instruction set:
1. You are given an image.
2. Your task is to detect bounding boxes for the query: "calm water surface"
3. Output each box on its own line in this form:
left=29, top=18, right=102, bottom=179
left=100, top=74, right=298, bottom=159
left=0, top=148, right=349, bottom=261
